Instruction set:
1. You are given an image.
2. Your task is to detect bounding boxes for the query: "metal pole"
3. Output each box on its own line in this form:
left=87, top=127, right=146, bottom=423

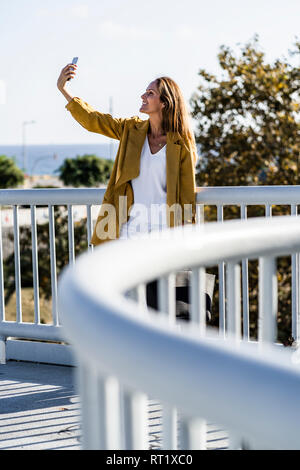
left=22, top=122, right=26, bottom=173
left=22, top=120, right=36, bottom=174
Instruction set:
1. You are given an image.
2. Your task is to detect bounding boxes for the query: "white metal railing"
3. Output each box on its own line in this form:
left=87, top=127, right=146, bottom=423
left=1, top=185, right=300, bottom=364
left=197, top=185, right=300, bottom=343
left=58, top=215, right=300, bottom=450
left=0, top=188, right=103, bottom=363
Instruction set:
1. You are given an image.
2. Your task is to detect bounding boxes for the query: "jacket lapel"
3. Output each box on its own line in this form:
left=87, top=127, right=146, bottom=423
left=114, top=119, right=181, bottom=194
left=115, top=120, right=149, bottom=188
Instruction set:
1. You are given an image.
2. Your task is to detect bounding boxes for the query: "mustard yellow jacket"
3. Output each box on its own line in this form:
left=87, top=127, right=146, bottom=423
left=65, top=97, right=197, bottom=246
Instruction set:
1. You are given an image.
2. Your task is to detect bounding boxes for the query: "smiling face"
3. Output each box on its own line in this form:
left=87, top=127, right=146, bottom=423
left=140, top=80, right=165, bottom=115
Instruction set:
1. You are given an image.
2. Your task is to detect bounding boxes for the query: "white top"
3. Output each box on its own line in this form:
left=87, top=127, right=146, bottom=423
left=119, top=135, right=168, bottom=240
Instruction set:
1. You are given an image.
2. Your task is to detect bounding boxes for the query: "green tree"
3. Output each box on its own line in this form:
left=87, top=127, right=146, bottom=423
left=189, top=35, right=300, bottom=344
left=190, top=34, right=300, bottom=188
left=55, top=154, right=114, bottom=187
left=0, top=155, right=24, bottom=188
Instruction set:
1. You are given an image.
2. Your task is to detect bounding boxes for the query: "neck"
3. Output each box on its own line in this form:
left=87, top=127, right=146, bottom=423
left=148, top=114, right=165, bottom=138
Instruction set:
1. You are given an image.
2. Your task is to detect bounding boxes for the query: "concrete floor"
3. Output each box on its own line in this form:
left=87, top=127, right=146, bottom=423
left=0, top=361, right=80, bottom=450
left=0, top=360, right=228, bottom=450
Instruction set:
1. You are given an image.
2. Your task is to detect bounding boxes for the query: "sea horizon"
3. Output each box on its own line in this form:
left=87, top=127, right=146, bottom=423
left=0, top=142, right=119, bottom=176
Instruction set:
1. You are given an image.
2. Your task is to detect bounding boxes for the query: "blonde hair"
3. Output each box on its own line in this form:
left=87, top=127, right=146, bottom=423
left=155, top=76, right=198, bottom=167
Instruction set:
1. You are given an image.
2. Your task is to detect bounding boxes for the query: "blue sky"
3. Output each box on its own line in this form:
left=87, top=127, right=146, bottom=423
left=1, top=0, right=299, bottom=145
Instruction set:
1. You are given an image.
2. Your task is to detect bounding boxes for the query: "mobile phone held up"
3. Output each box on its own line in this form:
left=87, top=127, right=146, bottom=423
left=67, top=57, right=78, bottom=81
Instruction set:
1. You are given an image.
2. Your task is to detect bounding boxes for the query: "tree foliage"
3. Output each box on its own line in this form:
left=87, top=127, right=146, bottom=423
left=190, top=35, right=300, bottom=344
left=55, top=154, right=114, bottom=187
left=0, top=155, right=24, bottom=188
left=190, top=34, right=300, bottom=187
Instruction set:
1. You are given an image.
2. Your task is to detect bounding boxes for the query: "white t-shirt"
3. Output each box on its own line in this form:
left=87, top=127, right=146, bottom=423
left=119, top=134, right=168, bottom=240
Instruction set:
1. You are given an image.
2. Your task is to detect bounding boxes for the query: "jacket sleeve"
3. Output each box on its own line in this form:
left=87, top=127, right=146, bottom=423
left=65, top=97, right=127, bottom=140
left=179, top=146, right=197, bottom=224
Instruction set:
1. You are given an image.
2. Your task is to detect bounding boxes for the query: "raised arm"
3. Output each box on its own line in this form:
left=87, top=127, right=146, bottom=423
left=65, top=97, right=127, bottom=140
left=57, top=61, right=76, bottom=102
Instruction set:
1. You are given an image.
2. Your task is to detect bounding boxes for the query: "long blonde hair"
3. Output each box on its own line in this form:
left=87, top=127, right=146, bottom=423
left=155, top=76, right=198, bottom=167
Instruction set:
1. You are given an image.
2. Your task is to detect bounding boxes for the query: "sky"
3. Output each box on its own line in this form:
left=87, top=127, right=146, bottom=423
left=1, top=0, right=300, bottom=145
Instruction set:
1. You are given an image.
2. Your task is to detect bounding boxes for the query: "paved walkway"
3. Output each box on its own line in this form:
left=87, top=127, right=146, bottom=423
left=0, top=361, right=80, bottom=450
left=0, top=361, right=228, bottom=450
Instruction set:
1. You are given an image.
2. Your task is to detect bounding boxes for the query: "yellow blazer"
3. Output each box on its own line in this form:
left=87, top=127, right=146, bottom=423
left=65, top=97, right=197, bottom=246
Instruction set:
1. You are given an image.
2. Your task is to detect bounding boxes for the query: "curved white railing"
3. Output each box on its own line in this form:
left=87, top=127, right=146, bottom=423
left=58, top=215, right=300, bottom=450
left=1, top=185, right=300, bottom=364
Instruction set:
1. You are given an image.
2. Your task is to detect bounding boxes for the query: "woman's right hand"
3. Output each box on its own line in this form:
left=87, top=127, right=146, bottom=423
left=57, top=63, right=77, bottom=91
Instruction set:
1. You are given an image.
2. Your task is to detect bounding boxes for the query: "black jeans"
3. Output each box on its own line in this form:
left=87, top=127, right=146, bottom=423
left=145, top=276, right=212, bottom=322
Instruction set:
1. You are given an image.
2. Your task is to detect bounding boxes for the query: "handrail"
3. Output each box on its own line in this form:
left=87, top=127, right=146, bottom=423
left=58, top=215, right=300, bottom=449
left=0, top=188, right=104, bottom=205
left=1, top=184, right=300, bottom=205
left=196, top=184, right=300, bottom=205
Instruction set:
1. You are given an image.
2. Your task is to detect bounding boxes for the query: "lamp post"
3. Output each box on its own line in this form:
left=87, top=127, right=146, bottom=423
left=22, top=120, right=36, bottom=174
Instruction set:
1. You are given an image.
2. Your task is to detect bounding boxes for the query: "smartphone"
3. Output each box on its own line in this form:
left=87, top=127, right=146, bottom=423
left=67, top=57, right=78, bottom=81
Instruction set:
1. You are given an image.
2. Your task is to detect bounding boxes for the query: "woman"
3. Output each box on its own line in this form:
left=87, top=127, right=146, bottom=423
left=57, top=62, right=214, bottom=320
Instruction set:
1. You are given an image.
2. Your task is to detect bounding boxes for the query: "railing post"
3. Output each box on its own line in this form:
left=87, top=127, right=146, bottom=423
left=258, top=256, right=278, bottom=345
left=48, top=205, right=59, bottom=326
left=180, top=416, right=206, bottom=450
left=0, top=211, right=5, bottom=323
left=226, top=262, right=241, bottom=341
left=162, top=404, right=177, bottom=450
left=217, top=205, right=226, bottom=337
left=67, top=204, right=75, bottom=265
left=190, top=267, right=206, bottom=334
left=158, top=273, right=178, bottom=449
left=291, top=204, right=300, bottom=345
left=0, top=210, right=6, bottom=363
left=196, top=203, right=204, bottom=225
left=240, top=204, right=249, bottom=341
left=226, top=261, right=242, bottom=449
left=0, top=336, right=6, bottom=364
left=31, top=205, right=40, bottom=324
left=122, top=388, right=148, bottom=450
left=13, top=205, right=22, bottom=323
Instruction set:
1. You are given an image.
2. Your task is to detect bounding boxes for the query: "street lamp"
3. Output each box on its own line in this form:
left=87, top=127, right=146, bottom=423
left=22, top=120, right=36, bottom=174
